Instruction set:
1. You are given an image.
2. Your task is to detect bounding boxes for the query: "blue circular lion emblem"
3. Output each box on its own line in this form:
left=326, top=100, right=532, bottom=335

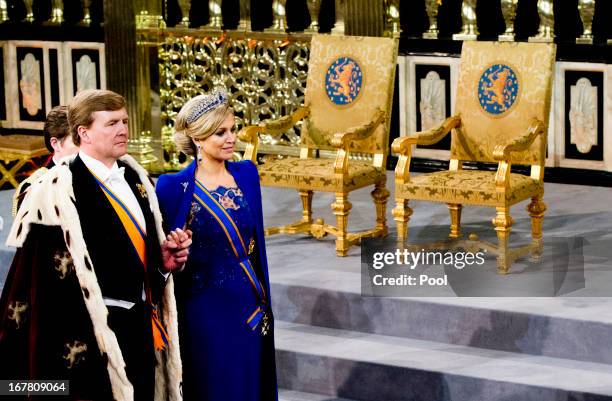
left=478, top=64, right=519, bottom=116
left=325, top=57, right=363, bottom=106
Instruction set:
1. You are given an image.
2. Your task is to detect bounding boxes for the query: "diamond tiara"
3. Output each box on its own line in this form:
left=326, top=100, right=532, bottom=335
left=185, top=88, right=229, bottom=125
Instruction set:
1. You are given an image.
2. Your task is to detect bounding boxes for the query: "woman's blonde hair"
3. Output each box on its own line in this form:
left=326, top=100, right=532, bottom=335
left=174, top=94, right=233, bottom=156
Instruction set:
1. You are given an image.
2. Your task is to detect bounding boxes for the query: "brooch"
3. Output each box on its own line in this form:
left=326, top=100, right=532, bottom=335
left=248, top=238, right=255, bottom=255
left=136, top=183, right=148, bottom=198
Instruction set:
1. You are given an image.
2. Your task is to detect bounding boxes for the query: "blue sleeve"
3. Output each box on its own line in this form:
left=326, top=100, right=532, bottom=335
left=244, top=160, right=260, bottom=181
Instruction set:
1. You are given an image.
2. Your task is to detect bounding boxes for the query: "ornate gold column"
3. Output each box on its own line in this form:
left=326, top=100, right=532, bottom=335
left=453, top=0, right=479, bottom=41
left=137, top=0, right=165, bottom=28
left=77, top=0, right=92, bottom=26
left=202, top=0, right=223, bottom=30
left=576, top=0, right=595, bottom=44
left=423, top=0, right=441, bottom=39
left=331, top=0, right=346, bottom=35
left=384, top=0, right=400, bottom=38
left=529, top=0, right=555, bottom=43
left=23, top=0, right=35, bottom=23
left=105, top=0, right=157, bottom=168
left=305, top=0, right=321, bottom=33
left=176, top=0, right=191, bottom=27
left=499, top=0, right=518, bottom=41
left=43, top=0, right=64, bottom=25
left=266, top=0, right=288, bottom=32
left=238, top=0, right=251, bottom=31
left=0, top=0, right=8, bottom=23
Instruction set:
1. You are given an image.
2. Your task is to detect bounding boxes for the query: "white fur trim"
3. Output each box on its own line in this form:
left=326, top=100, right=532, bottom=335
left=7, top=154, right=182, bottom=401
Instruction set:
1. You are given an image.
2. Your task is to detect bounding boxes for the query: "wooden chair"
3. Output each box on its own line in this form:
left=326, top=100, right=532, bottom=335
left=392, top=42, right=556, bottom=273
left=240, top=34, right=398, bottom=256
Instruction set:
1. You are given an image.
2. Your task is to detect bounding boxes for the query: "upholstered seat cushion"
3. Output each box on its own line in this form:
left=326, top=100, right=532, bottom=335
left=258, top=157, right=384, bottom=192
left=397, top=170, right=543, bottom=206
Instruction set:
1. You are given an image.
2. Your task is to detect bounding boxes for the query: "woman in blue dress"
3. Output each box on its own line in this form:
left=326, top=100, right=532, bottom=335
left=155, top=88, right=277, bottom=401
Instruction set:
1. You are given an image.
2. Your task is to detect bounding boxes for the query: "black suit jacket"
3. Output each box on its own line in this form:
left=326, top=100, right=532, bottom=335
left=70, top=156, right=165, bottom=304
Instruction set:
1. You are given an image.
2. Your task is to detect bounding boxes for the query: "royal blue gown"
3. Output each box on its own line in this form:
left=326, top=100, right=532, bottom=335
left=183, top=185, right=263, bottom=399
left=155, top=161, right=277, bottom=401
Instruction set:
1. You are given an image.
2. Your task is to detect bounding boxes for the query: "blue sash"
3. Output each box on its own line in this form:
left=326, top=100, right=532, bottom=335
left=193, top=179, right=268, bottom=331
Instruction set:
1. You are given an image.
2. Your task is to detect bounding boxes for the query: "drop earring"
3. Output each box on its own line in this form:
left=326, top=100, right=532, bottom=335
left=196, top=143, right=202, bottom=163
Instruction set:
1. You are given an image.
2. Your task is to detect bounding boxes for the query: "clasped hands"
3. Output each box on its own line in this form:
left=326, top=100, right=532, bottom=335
left=161, top=228, right=193, bottom=272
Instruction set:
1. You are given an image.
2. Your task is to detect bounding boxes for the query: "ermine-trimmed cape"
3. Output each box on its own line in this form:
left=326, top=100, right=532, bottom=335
left=1, top=155, right=181, bottom=401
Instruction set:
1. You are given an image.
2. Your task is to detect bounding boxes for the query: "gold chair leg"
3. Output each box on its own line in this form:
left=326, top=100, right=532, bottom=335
left=447, top=203, right=462, bottom=238
left=332, top=192, right=352, bottom=257
left=371, top=179, right=390, bottom=236
left=299, top=190, right=314, bottom=223
left=264, top=190, right=317, bottom=236
left=492, top=206, right=514, bottom=274
left=527, top=196, right=546, bottom=240
left=392, top=199, right=413, bottom=244
left=527, top=196, right=546, bottom=262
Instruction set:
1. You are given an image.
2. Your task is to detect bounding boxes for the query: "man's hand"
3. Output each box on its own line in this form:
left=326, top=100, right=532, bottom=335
left=161, top=228, right=193, bottom=272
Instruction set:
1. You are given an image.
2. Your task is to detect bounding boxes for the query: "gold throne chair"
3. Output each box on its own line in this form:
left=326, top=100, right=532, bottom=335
left=392, top=42, right=556, bottom=273
left=240, top=34, right=398, bottom=256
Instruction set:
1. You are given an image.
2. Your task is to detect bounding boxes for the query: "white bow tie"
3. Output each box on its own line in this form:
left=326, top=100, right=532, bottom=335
left=107, top=166, right=125, bottom=182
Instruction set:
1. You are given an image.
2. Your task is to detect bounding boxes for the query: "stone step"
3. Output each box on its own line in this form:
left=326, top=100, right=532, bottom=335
left=270, top=281, right=612, bottom=365
left=279, top=389, right=355, bottom=401
left=275, top=321, right=612, bottom=401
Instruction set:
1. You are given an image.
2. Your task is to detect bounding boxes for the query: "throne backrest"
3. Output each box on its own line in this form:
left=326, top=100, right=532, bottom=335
left=452, top=42, right=556, bottom=165
left=302, top=35, right=398, bottom=155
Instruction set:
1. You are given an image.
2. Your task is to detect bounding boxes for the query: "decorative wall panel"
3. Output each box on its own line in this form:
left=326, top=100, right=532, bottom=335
left=17, top=47, right=45, bottom=122
left=62, top=42, right=106, bottom=101
left=415, top=64, right=451, bottom=151
left=399, top=55, right=460, bottom=161
left=554, top=62, right=610, bottom=171
left=3, top=41, right=63, bottom=130
left=0, top=40, right=105, bottom=131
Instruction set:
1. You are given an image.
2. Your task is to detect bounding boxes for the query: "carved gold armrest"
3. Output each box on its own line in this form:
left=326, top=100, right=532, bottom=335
left=238, top=106, right=311, bottom=163
left=392, top=116, right=461, bottom=185
left=493, top=119, right=545, bottom=161
left=238, top=125, right=264, bottom=163
left=261, top=106, right=311, bottom=137
left=493, top=118, right=545, bottom=191
left=330, top=109, right=386, bottom=149
left=330, top=109, right=386, bottom=176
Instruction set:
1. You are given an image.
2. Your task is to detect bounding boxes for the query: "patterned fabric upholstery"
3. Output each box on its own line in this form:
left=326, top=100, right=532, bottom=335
left=301, top=35, right=398, bottom=154
left=259, top=158, right=384, bottom=192
left=452, top=42, right=556, bottom=165
left=397, top=171, right=543, bottom=207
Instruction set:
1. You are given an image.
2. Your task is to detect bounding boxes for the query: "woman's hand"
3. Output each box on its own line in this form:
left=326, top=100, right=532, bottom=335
left=161, top=228, right=193, bottom=272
